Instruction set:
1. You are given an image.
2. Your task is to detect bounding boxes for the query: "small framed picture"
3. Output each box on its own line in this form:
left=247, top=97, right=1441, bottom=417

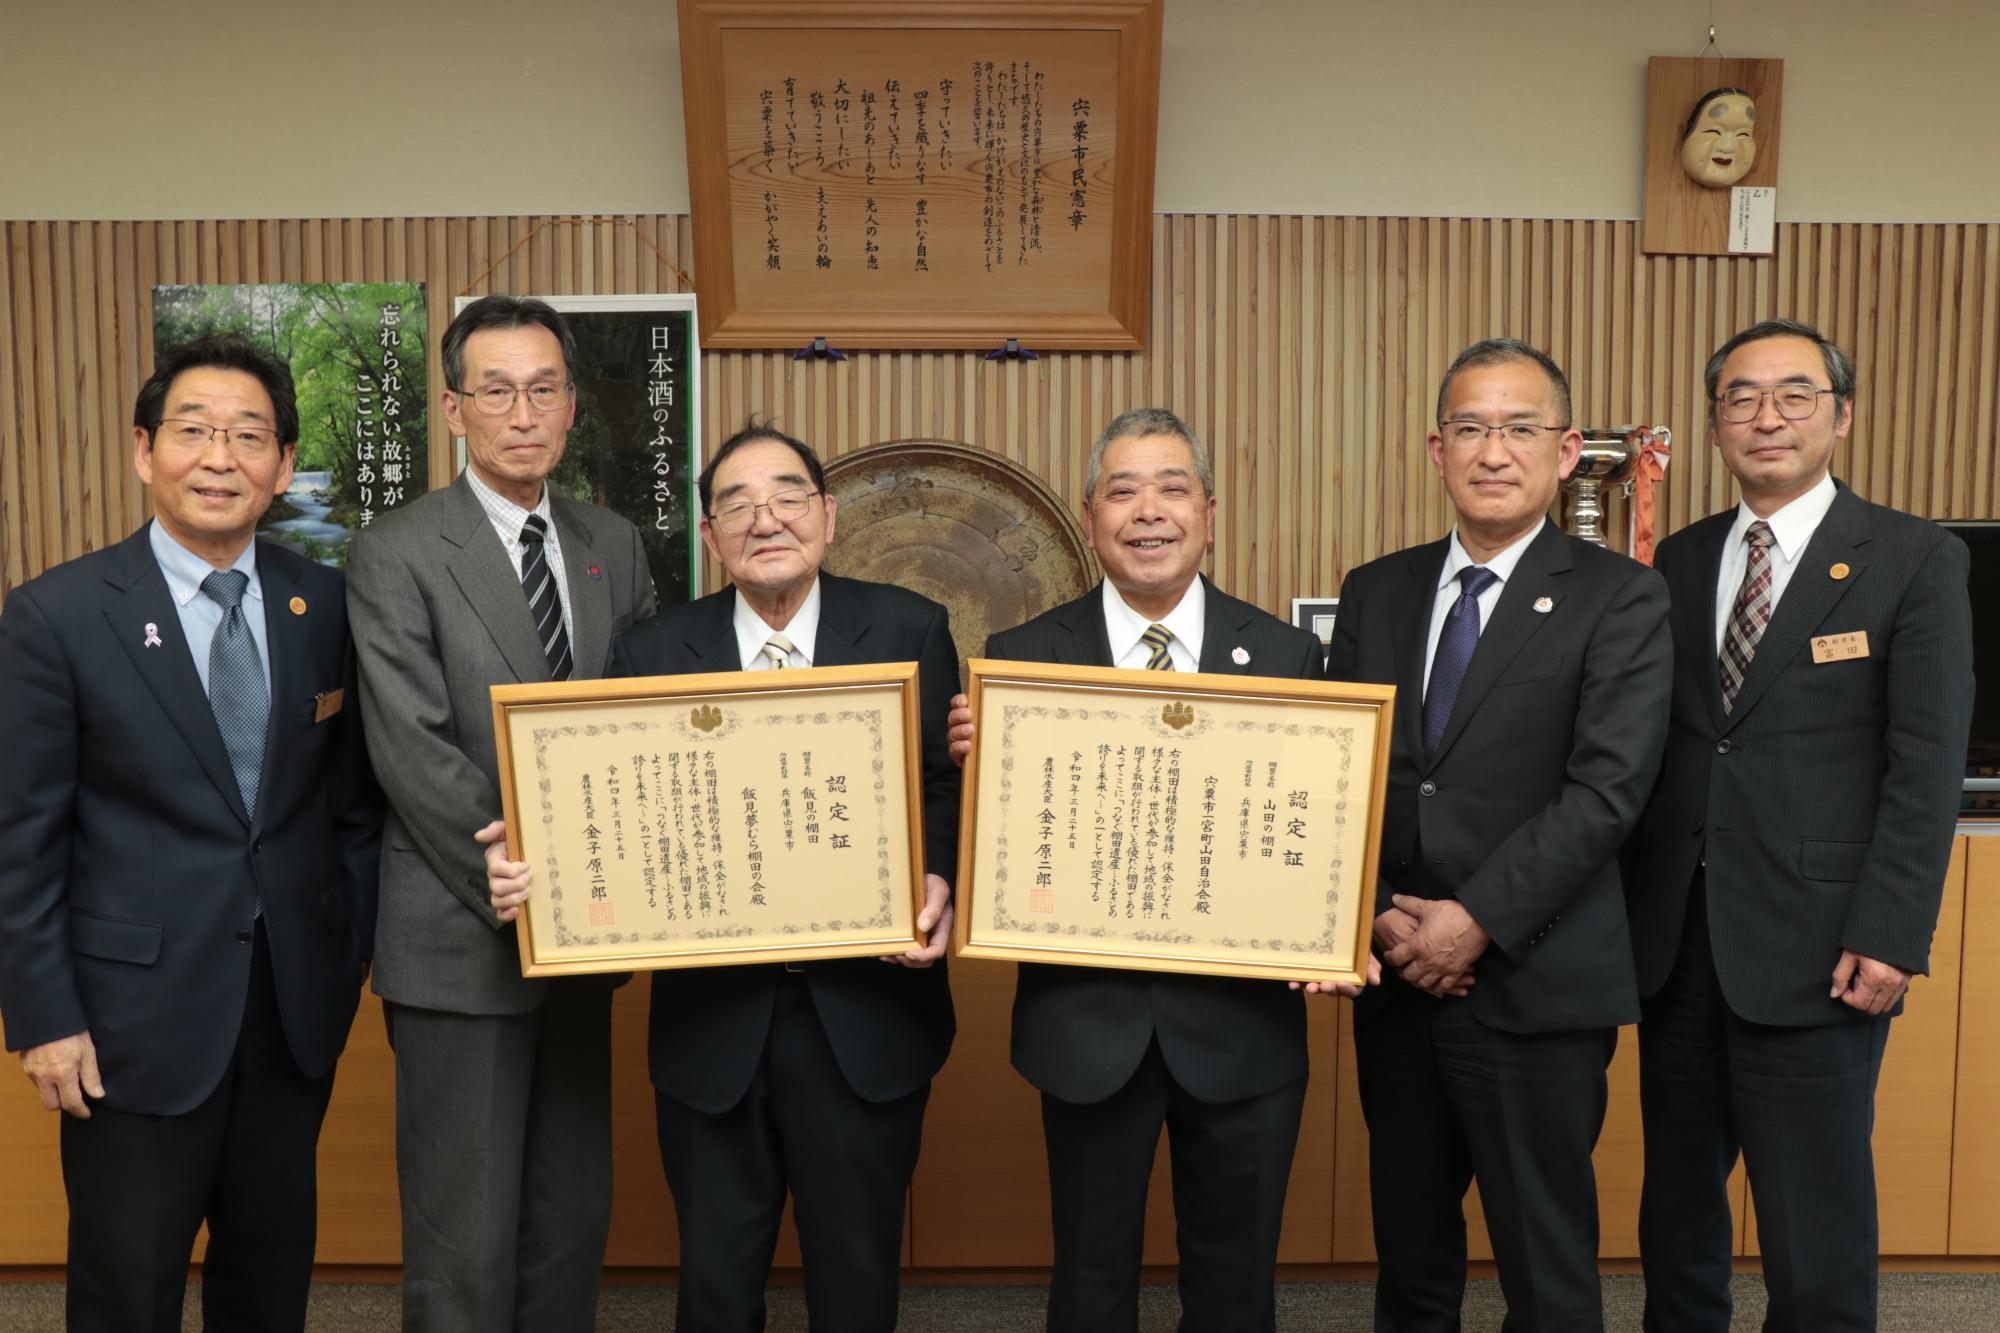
left=1291, top=597, right=1339, bottom=656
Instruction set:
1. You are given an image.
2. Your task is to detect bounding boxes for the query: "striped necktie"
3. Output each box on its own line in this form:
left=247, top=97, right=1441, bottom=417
left=762, top=632, right=797, bottom=668
left=519, top=515, right=573, bottom=681
left=1141, top=623, right=1176, bottom=671
left=1720, top=520, right=1776, bottom=713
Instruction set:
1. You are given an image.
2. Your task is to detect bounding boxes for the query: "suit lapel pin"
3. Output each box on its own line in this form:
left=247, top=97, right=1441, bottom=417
left=289, top=596, right=307, bottom=615
left=1829, top=562, right=1851, bottom=581
left=1533, top=596, right=1554, bottom=614
left=143, top=621, right=163, bottom=648
left=587, top=564, right=603, bottom=581
left=1231, top=646, right=1250, bottom=665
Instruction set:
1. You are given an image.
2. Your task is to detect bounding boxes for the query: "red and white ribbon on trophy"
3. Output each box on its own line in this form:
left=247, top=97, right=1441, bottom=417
left=1626, top=427, right=1673, bottom=566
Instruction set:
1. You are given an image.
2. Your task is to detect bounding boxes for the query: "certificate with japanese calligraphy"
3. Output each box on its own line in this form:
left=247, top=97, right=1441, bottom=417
left=491, top=664, right=928, bottom=976
left=953, top=661, right=1394, bottom=986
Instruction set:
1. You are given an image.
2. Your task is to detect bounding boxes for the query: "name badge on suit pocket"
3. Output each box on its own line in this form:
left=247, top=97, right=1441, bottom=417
left=1810, top=631, right=1869, bottom=664
left=314, top=687, right=346, bottom=723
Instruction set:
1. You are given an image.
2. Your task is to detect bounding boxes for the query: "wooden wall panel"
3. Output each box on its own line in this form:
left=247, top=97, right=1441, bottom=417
left=1951, top=836, right=2000, bottom=1254
left=6, top=216, right=1999, bottom=602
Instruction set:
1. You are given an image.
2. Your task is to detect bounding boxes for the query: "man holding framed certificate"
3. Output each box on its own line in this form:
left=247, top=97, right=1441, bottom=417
left=488, top=420, right=960, bottom=1332
left=947, top=407, right=1332, bottom=1332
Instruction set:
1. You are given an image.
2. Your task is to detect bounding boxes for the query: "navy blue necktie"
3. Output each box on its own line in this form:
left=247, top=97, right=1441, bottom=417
left=1422, top=566, right=1498, bottom=758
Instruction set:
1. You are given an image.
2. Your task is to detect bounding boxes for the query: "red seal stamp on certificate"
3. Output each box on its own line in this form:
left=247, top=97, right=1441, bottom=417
left=589, top=902, right=617, bottom=927
left=1030, top=888, right=1056, bottom=913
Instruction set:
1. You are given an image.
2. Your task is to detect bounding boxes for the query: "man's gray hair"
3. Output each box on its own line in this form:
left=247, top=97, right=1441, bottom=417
left=1703, top=318, right=1857, bottom=425
left=1084, top=407, right=1215, bottom=498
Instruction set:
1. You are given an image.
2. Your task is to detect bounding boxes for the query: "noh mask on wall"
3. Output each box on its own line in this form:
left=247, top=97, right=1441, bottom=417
left=1679, top=87, right=1758, bottom=188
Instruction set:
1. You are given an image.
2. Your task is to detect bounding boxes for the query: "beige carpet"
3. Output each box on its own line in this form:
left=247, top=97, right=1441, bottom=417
left=0, top=1274, right=1996, bottom=1330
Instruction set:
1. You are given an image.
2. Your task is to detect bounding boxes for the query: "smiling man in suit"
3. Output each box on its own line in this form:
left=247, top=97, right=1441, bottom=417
left=487, top=419, right=960, bottom=1332
left=1328, top=339, right=1673, bottom=1331
left=345, top=295, right=656, bottom=1331
left=1627, top=319, right=1974, bottom=1332
left=945, top=407, right=1327, bottom=1332
left=0, top=335, right=382, bottom=1332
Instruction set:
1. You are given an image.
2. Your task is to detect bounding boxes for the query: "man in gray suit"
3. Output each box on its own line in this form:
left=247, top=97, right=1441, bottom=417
left=346, top=295, right=656, bottom=1331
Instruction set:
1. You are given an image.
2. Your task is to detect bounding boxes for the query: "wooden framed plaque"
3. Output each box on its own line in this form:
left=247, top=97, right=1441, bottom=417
left=492, top=663, right=928, bottom=976
left=953, top=660, right=1395, bottom=986
left=678, top=0, right=1164, bottom=349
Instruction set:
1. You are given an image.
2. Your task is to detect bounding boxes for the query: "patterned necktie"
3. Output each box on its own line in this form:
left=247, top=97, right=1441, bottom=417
left=1719, top=520, right=1777, bottom=713
left=1422, top=565, right=1498, bottom=758
left=761, top=632, right=797, bottom=669
left=201, top=569, right=269, bottom=821
left=519, top=515, right=573, bottom=681
left=1141, top=623, right=1176, bottom=671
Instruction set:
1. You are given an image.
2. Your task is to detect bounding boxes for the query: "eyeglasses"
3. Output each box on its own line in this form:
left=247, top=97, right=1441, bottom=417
left=709, top=489, right=820, bottom=534
left=1439, top=420, right=1570, bottom=447
left=455, top=380, right=572, bottom=415
left=1714, top=384, right=1835, bottom=423
left=154, top=418, right=282, bottom=457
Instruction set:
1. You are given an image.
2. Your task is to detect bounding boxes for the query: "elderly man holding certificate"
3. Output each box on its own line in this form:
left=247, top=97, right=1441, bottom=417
left=946, top=407, right=1352, bottom=1333
left=486, top=420, right=960, bottom=1333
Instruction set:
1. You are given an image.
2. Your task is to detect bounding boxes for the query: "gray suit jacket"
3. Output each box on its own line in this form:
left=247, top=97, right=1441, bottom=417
left=346, top=473, right=656, bottom=1014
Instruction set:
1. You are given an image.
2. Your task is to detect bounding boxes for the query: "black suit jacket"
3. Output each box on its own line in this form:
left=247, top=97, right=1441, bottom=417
left=986, top=578, right=1324, bottom=1106
left=1626, top=483, right=1974, bottom=1027
left=0, top=525, right=383, bottom=1115
left=1329, top=523, right=1672, bottom=1034
left=613, top=572, right=960, bottom=1112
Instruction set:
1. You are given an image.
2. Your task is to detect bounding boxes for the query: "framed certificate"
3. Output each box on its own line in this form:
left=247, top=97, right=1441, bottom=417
left=492, top=663, right=928, bottom=976
left=952, top=660, right=1394, bottom=986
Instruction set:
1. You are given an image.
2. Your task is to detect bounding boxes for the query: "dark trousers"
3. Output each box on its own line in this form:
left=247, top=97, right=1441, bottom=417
left=59, top=922, right=335, bottom=1333
left=655, top=970, right=929, bottom=1333
left=1355, top=993, right=1616, bottom=1333
left=385, top=979, right=615, bottom=1333
left=1638, top=874, right=1891, bottom=1333
left=1040, top=1039, right=1307, bottom=1333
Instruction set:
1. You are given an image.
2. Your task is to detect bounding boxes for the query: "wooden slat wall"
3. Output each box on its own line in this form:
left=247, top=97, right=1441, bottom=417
left=5, top=215, right=2000, bottom=602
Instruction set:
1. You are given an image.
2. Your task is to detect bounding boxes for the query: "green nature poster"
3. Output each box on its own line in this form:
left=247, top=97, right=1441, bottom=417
left=152, top=282, right=428, bottom=566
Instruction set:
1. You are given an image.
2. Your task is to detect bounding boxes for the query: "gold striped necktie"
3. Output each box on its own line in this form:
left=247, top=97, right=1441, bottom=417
left=1141, top=623, right=1175, bottom=671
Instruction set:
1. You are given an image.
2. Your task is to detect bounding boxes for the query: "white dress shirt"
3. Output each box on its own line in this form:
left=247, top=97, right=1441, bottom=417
left=734, top=577, right=823, bottom=669
left=1712, top=473, right=1837, bottom=652
left=464, top=466, right=574, bottom=646
left=1102, top=577, right=1206, bottom=671
left=1422, top=519, right=1544, bottom=699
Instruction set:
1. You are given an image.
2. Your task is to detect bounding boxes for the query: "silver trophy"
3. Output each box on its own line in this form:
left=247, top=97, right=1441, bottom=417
left=1561, top=426, right=1668, bottom=546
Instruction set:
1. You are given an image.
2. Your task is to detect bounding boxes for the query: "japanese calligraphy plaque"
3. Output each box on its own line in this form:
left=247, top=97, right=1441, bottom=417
left=954, top=661, right=1394, bottom=986
left=678, top=0, right=1163, bottom=349
left=492, top=664, right=927, bottom=976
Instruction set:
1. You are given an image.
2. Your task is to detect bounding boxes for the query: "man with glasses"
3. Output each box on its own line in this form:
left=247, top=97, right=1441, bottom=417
left=944, top=408, right=1330, bottom=1331
left=346, top=295, right=656, bottom=1331
left=1327, top=339, right=1672, bottom=1330
left=487, top=419, right=960, bottom=1331
left=1627, top=319, right=1974, bottom=1331
left=0, top=335, right=382, bottom=1330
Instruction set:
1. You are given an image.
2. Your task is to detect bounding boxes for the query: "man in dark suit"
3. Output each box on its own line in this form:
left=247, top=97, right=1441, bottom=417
left=1328, top=339, right=1673, bottom=1331
left=346, top=296, right=656, bottom=1331
left=1627, top=319, right=1974, bottom=1332
left=487, top=421, right=958, bottom=1332
left=943, top=407, right=1327, bottom=1332
left=0, top=335, right=382, bottom=1331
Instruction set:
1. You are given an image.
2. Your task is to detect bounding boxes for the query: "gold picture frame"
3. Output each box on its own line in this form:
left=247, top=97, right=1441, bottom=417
left=492, top=663, right=929, bottom=976
left=952, top=660, right=1394, bottom=986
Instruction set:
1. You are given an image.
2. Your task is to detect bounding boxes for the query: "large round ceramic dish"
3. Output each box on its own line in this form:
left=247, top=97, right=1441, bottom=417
left=824, top=440, right=1097, bottom=677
